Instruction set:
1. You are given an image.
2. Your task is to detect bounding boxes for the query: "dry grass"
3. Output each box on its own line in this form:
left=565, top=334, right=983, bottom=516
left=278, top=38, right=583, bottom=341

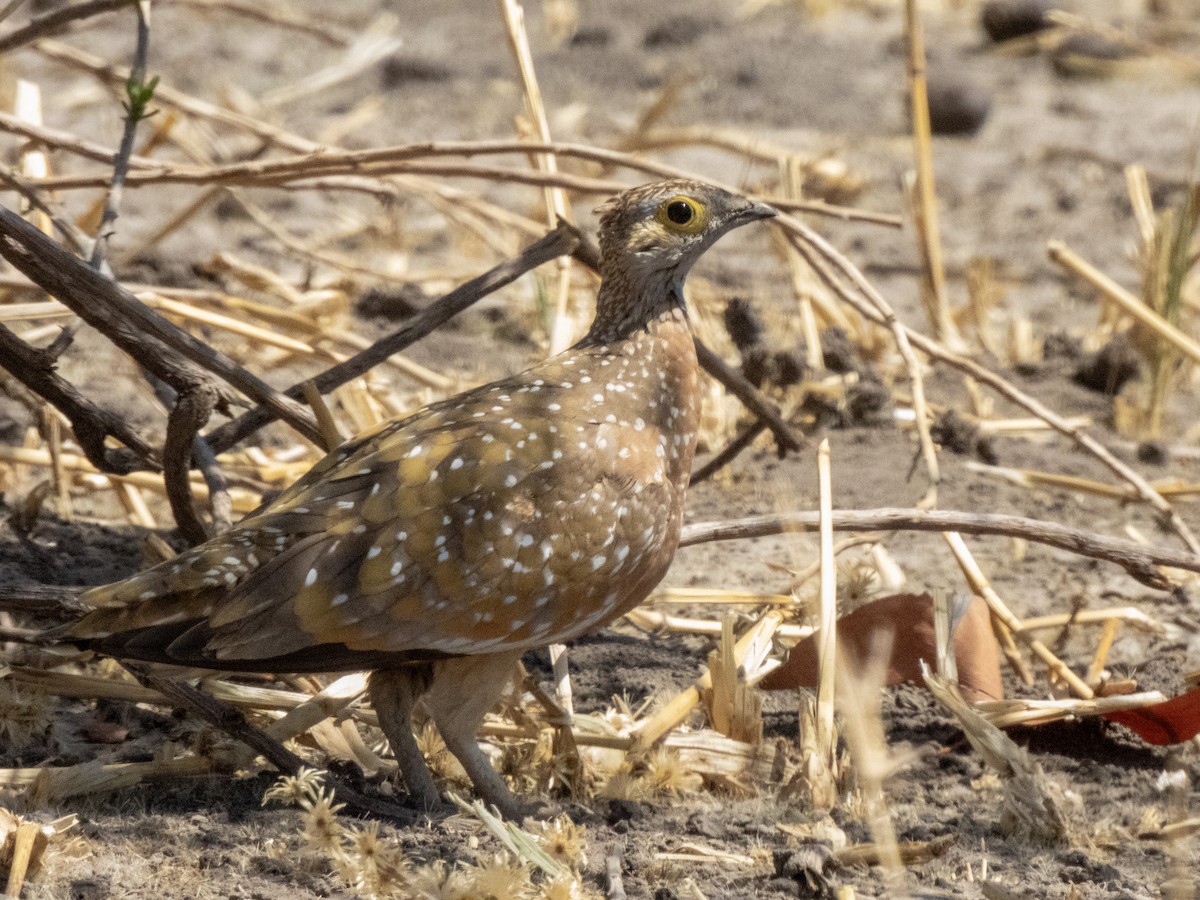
left=0, top=0, right=1197, bottom=896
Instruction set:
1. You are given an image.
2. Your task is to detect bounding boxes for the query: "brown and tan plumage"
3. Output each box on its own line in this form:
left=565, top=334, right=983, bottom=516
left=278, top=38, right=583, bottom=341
left=66, top=180, right=775, bottom=818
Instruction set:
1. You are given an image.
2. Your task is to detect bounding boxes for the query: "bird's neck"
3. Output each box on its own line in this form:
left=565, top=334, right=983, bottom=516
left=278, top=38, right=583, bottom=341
left=580, top=265, right=685, bottom=345
left=573, top=300, right=701, bottom=496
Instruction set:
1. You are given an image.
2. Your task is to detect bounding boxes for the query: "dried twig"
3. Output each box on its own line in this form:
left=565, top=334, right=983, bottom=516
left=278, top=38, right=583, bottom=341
left=0, top=0, right=137, bottom=54
left=0, top=323, right=158, bottom=473
left=126, top=665, right=420, bottom=823
left=780, top=220, right=940, bottom=504
left=778, top=220, right=1200, bottom=554
left=943, top=532, right=1093, bottom=699
left=162, top=384, right=218, bottom=544
left=689, top=420, right=767, bottom=486
left=0, top=204, right=326, bottom=447
left=1049, top=239, right=1200, bottom=368
left=85, top=0, right=151, bottom=273
left=903, top=0, right=957, bottom=346
left=203, top=223, right=579, bottom=454
left=679, top=508, right=1200, bottom=590
left=693, top=341, right=804, bottom=455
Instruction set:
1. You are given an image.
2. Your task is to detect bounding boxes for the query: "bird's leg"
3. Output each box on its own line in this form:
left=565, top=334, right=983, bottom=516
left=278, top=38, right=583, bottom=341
left=367, top=666, right=443, bottom=812
left=422, top=651, right=525, bottom=820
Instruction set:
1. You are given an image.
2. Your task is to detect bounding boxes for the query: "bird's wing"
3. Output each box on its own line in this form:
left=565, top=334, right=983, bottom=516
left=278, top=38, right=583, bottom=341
left=70, top=375, right=675, bottom=668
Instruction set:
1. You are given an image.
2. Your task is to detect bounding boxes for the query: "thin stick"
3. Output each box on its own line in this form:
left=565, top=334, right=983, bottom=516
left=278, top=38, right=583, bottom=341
left=14, top=126, right=899, bottom=227
left=778, top=221, right=1200, bottom=555
left=689, top=420, right=767, bottom=486
left=781, top=157, right=825, bottom=371
left=0, top=206, right=326, bottom=447
left=85, top=0, right=150, bottom=273
left=497, top=0, right=576, bottom=353
left=202, top=223, right=578, bottom=454
left=1049, top=239, right=1200, bottom=367
left=302, top=380, right=344, bottom=449
left=679, top=507, right=1198, bottom=589
left=781, top=222, right=939, bottom=505
left=905, top=0, right=957, bottom=346
left=943, top=532, right=1093, bottom=699
left=0, top=0, right=137, bottom=53
left=1086, top=618, right=1121, bottom=688
left=992, top=616, right=1035, bottom=687
left=162, top=384, right=217, bottom=545
left=1018, top=607, right=1161, bottom=633
left=0, top=322, right=158, bottom=473
left=0, top=165, right=91, bottom=256
left=814, top=439, right=837, bottom=772
left=693, top=341, right=803, bottom=454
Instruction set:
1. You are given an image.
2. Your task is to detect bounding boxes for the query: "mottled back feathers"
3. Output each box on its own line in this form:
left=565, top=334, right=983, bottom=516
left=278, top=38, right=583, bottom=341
left=68, top=181, right=776, bottom=672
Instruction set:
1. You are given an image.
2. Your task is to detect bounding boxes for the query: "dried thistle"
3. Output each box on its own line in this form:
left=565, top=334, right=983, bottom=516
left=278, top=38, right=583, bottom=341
left=640, top=746, right=696, bottom=797
left=531, top=815, right=588, bottom=871
left=598, top=747, right=697, bottom=801
left=793, top=557, right=881, bottom=620
left=335, top=819, right=410, bottom=898
left=453, top=853, right=533, bottom=900
left=536, top=873, right=590, bottom=900
left=0, top=680, right=53, bottom=752
left=261, top=767, right=325, bottom=808
left=405, top=860, right=454, bottom=899
left=837, top=558, right=881, bottom=609
left=417, top=721, right=466, bottom=784
left=299, top=786, right=346, bottom=851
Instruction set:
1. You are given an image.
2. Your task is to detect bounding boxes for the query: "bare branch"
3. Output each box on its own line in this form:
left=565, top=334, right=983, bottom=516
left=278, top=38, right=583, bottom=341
left=680, top=508, right=1200, bottom=590
left=204, top=223, right=580, bottom=454
left=163, top=384, right=218, bottom=545
left=0, top=322, right=158, bottom=473
left=0, top=205, right=326, bottom=447
left=0, top=0, right=137, bottom=54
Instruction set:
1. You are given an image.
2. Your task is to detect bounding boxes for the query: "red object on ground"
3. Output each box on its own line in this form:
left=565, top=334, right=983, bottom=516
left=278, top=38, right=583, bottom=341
left=759, top=592, right=1004, bottom=702
left=1104, top=686, right=1200, bottom=745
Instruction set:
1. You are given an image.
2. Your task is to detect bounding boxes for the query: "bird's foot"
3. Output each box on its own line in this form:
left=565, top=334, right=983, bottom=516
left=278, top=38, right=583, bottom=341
left=487, top=795, right=561, bottom=823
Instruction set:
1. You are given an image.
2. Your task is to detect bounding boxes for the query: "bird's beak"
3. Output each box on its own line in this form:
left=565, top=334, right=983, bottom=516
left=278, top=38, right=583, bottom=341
left=732, top=199, right=778, bottom=225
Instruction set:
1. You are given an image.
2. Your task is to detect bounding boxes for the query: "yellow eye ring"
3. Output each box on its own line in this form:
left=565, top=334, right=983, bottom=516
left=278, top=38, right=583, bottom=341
left=656, top=196, right=708, bottom=234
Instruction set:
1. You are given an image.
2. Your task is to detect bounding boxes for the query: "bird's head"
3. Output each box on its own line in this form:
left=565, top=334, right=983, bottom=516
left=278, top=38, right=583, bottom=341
left=595, top=180, right=776, bottom=287
left=587, top=181, right=775, bottom=341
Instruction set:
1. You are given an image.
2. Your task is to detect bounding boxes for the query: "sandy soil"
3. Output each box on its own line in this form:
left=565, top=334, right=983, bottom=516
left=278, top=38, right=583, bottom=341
left=2, top=0, right=1200, bottom=897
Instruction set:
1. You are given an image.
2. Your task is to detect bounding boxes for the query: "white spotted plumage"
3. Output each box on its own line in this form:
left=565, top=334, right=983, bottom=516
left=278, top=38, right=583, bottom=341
left=66, top=180, right=775, bottom=819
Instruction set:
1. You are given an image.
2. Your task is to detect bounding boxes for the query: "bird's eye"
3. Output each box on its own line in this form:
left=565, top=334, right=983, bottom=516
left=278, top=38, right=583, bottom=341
left=666, top=201, right=694, bottom=224
left=656, top=195, right=707, bottom=234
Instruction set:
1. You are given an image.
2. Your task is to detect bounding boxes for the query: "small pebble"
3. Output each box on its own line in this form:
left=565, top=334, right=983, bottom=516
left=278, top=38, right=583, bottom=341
left=723, top=296, right=765, bottom=350
left=980, top=0, right=1052, bottom=43
left=570, top=26, right=612, bottom=47
left=1137, top=441, right=1169, bottom=466
left=1052, top=33, right=1135, bottom=78
left=643, top=16, right=715, bottom=49
left=924, top=73, right=992, bottom=136
left=380, top=55, right=453, bottom=87
left=740, top=343, right=771, bottom=388
left=1074, top=335, right=1140, bottom=395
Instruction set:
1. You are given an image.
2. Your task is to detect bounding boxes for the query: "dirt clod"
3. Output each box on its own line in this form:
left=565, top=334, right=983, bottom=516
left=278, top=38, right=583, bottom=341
left=1073, top=335, right=1141, bottom=395
left=980, top=0, right=1053, bottom=43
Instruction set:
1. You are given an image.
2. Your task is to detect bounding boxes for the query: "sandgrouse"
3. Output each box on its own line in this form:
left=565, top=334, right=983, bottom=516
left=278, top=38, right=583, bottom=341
left=64, top=180, right=776, bottom=819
